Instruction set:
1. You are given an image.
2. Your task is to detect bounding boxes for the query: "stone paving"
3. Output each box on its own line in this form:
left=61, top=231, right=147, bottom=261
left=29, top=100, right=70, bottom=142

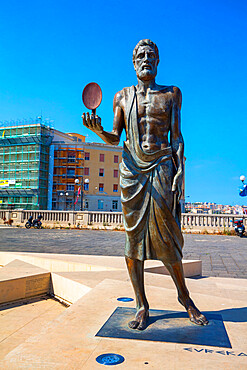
left=0, top=296, right=66, bottom=361
left=0, top=228, right=247, bottom=278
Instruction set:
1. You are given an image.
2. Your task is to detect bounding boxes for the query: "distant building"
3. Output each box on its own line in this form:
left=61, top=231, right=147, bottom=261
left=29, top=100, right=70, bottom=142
left=0, top=120, right=122, bottom=211
left=0, top=120, right=53, bottom=210
left=81, top=142, right=122, bottom=212
left=185, top=201, right=246, bottom=215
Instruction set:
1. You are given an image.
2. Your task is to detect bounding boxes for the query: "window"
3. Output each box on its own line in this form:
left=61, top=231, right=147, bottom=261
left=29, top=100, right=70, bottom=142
left=67, top=168, right=75, bottom=178
left=68, top=152, right=76, bottom=162
left=68, top=156, right=75, bottom=162
left=113, top=184, right=118, bottom=192
left=114, top=169, right=118, bottom=178
left=112, top=200, right=118, bottom=210
left=114, top=155, right=119, bottom=163
left=52, top=198, right=57, bottom=209
left=99, top=154, right=105, bottom=162
left=66, top=184, right=74, bottom=191
left=99, top=183, right=104, bottom=192
left=99, top=168, right=104, bottom=177
left=84, top=167, right=89, bottom=175
left=85, top=152, right=90, bottom=160
left=53, top=184, right=56, bottom=190
left=98, top=200, right=104, bottom=209
left=84, top=183, right=89, bottom=191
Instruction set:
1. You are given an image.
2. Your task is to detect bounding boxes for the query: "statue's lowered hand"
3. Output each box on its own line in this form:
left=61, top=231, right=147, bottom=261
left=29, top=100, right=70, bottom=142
left=172, top=171, right=183, bottom=201
left=82, top=112, right=103, bottom=133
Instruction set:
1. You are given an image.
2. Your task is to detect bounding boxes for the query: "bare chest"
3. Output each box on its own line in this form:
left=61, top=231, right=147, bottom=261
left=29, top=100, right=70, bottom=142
left=137, top=91, right=172, bottom=123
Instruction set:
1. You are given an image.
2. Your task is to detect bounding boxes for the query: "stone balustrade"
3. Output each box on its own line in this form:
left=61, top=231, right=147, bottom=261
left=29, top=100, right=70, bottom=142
left=181, top=213, right=247, bottom=231
left=0, top=209, right=246, bottom=231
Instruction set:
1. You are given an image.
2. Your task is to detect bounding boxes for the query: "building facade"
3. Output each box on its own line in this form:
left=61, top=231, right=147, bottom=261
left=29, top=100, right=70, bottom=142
left=50, top=131, right=85, bottom=211
left=82, top=142, right=122, bottom=212
left=0, top=120, right=53, bottom=210
left=50, top=135, right=122, bottom=212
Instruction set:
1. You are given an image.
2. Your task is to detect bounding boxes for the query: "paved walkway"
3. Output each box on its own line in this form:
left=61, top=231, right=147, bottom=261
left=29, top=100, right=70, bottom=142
left=0, top=228, right=247, bottom=278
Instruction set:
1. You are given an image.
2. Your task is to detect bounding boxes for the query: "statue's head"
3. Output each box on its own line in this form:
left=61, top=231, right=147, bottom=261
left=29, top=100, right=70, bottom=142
left=133, top=39, right=159, bottom=81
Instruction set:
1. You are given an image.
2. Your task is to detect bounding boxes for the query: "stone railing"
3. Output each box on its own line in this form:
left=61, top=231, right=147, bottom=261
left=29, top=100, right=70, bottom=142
left=87, top=211, right=123, bottom=226
left=181, top=213, right=247, bottom=231
left=0, top=210, right=246, bottom=231
left=0, top=210, right=123, bottom=228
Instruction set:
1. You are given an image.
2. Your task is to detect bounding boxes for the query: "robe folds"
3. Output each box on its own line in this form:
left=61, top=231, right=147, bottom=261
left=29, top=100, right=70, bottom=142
left=119, top=86, right=184, bottom=264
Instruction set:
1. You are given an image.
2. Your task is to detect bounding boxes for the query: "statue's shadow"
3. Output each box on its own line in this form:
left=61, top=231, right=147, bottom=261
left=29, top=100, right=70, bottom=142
left=147, top=306, right=247, bottom=327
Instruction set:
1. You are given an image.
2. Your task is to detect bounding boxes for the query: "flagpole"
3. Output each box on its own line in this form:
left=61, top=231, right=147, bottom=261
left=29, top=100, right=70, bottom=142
left=80, top=177, right=83, bottom=211
left=75, top=178, right=83, bottom=211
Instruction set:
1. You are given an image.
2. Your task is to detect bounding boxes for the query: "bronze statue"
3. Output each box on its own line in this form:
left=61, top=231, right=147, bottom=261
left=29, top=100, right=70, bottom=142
left=82, top=39, right=208, bottom=330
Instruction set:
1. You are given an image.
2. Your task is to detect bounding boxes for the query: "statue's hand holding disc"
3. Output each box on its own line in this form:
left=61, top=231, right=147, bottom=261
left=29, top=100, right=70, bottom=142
left=82, top=82, right=103, bottom=133
left=82, top=112, right=103, bottom=133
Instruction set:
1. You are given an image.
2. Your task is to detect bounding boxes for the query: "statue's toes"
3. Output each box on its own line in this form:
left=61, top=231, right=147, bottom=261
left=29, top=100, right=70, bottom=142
left=190, top=313, right=208, bottom=326
left=199, top=315, right=209, bottom=326
left=128, top=320, right=139, bottom=329
left=190, top=316, right=203, bottom=325
left=137, top=320, right=147, bottom=331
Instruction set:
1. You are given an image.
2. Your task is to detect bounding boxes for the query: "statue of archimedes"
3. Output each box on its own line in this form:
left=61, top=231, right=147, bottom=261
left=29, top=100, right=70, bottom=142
left=82, top=39, right=208, bottom=330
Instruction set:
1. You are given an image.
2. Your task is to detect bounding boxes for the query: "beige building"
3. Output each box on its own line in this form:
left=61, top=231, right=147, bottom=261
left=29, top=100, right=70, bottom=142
left=82, top=142, right=122, bottom=212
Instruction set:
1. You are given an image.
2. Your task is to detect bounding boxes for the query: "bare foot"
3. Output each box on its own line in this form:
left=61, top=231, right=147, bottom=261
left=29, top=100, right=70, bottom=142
left=186, top=301, right=208, bottom=326
left=179, top=297, right=208, bottom=326
left=128, top=307, right=149, bottom=330
left=187, top=305, right=208, bottom=326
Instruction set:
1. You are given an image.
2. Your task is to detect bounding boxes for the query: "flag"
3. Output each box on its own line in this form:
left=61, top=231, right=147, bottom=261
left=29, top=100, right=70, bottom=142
left=74, top=186, right=81, bottom=205
left=239, top=184, right=247, bottom=197
left=2, top=130, right=5, bottom=138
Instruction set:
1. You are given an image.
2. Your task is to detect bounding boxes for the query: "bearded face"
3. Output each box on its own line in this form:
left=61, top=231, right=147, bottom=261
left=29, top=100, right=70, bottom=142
left=134, top=45, right=159, bottom=81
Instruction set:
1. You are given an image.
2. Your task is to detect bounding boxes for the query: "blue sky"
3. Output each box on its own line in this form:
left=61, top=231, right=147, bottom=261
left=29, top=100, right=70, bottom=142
left=0, top=0, right=246, bottom=205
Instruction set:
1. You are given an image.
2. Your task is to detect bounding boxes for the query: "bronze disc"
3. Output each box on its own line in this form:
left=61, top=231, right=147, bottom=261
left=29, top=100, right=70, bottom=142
left=82, top=82, right=102, bottom=110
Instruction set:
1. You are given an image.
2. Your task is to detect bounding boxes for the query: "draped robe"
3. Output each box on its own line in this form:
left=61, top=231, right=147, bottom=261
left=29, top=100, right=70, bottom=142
left=119, top=86, right=184, bottom=264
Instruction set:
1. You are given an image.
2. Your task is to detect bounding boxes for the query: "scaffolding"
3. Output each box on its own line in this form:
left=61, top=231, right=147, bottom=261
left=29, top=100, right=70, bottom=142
left=52, top=144, right=84, bottom=211
left=0, top=120, right=54, bottom=210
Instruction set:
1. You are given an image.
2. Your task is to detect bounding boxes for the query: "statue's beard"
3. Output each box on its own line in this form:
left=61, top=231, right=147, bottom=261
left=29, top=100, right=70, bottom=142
left=137, top=68, right=157, bottom=81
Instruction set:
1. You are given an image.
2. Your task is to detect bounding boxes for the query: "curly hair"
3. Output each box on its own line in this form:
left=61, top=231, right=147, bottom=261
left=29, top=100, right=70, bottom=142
left=132, top=39, right=159, bottom=64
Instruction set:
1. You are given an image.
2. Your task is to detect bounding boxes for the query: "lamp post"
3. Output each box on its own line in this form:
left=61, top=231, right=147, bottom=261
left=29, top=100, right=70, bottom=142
left=59, top=192, right=64, bottom=210
left=59, top=191, right=69, bottom=210
left=74, top=178, right=80, bottom=211
left=75, top=177, right=89, bottom=211
left=65, top=192, right=69, bottom=210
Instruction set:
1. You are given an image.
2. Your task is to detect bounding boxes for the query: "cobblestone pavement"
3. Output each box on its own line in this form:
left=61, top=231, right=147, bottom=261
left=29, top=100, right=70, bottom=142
left=0, top=228, right=247, bottom=278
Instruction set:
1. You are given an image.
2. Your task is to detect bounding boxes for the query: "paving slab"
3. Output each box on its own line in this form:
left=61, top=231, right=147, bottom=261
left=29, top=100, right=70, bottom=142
left=2, top=279, right=247, bottom=369
left=0, top=296, right=66, bottom=361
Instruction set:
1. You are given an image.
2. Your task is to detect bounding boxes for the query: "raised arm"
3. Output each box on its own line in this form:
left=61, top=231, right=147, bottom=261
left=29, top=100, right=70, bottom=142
left=82, top=90, right=125, bottom=146
left=170, top=87, right=184, bottom=200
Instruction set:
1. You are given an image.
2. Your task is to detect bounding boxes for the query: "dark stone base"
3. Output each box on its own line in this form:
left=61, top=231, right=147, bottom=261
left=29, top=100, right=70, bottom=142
left=96, top=307, right=231, bottom=348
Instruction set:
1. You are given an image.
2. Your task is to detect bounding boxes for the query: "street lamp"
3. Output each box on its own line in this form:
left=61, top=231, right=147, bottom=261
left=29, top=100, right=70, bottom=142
left=240, top=175, right=246, bottom=183
left=74, top=179, right=80, bottom=211
left=74, top=177, right=89, bottom=211
left=59, top=192, right=65, bottom=210
left=59, top=191, right=69, bottom=210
